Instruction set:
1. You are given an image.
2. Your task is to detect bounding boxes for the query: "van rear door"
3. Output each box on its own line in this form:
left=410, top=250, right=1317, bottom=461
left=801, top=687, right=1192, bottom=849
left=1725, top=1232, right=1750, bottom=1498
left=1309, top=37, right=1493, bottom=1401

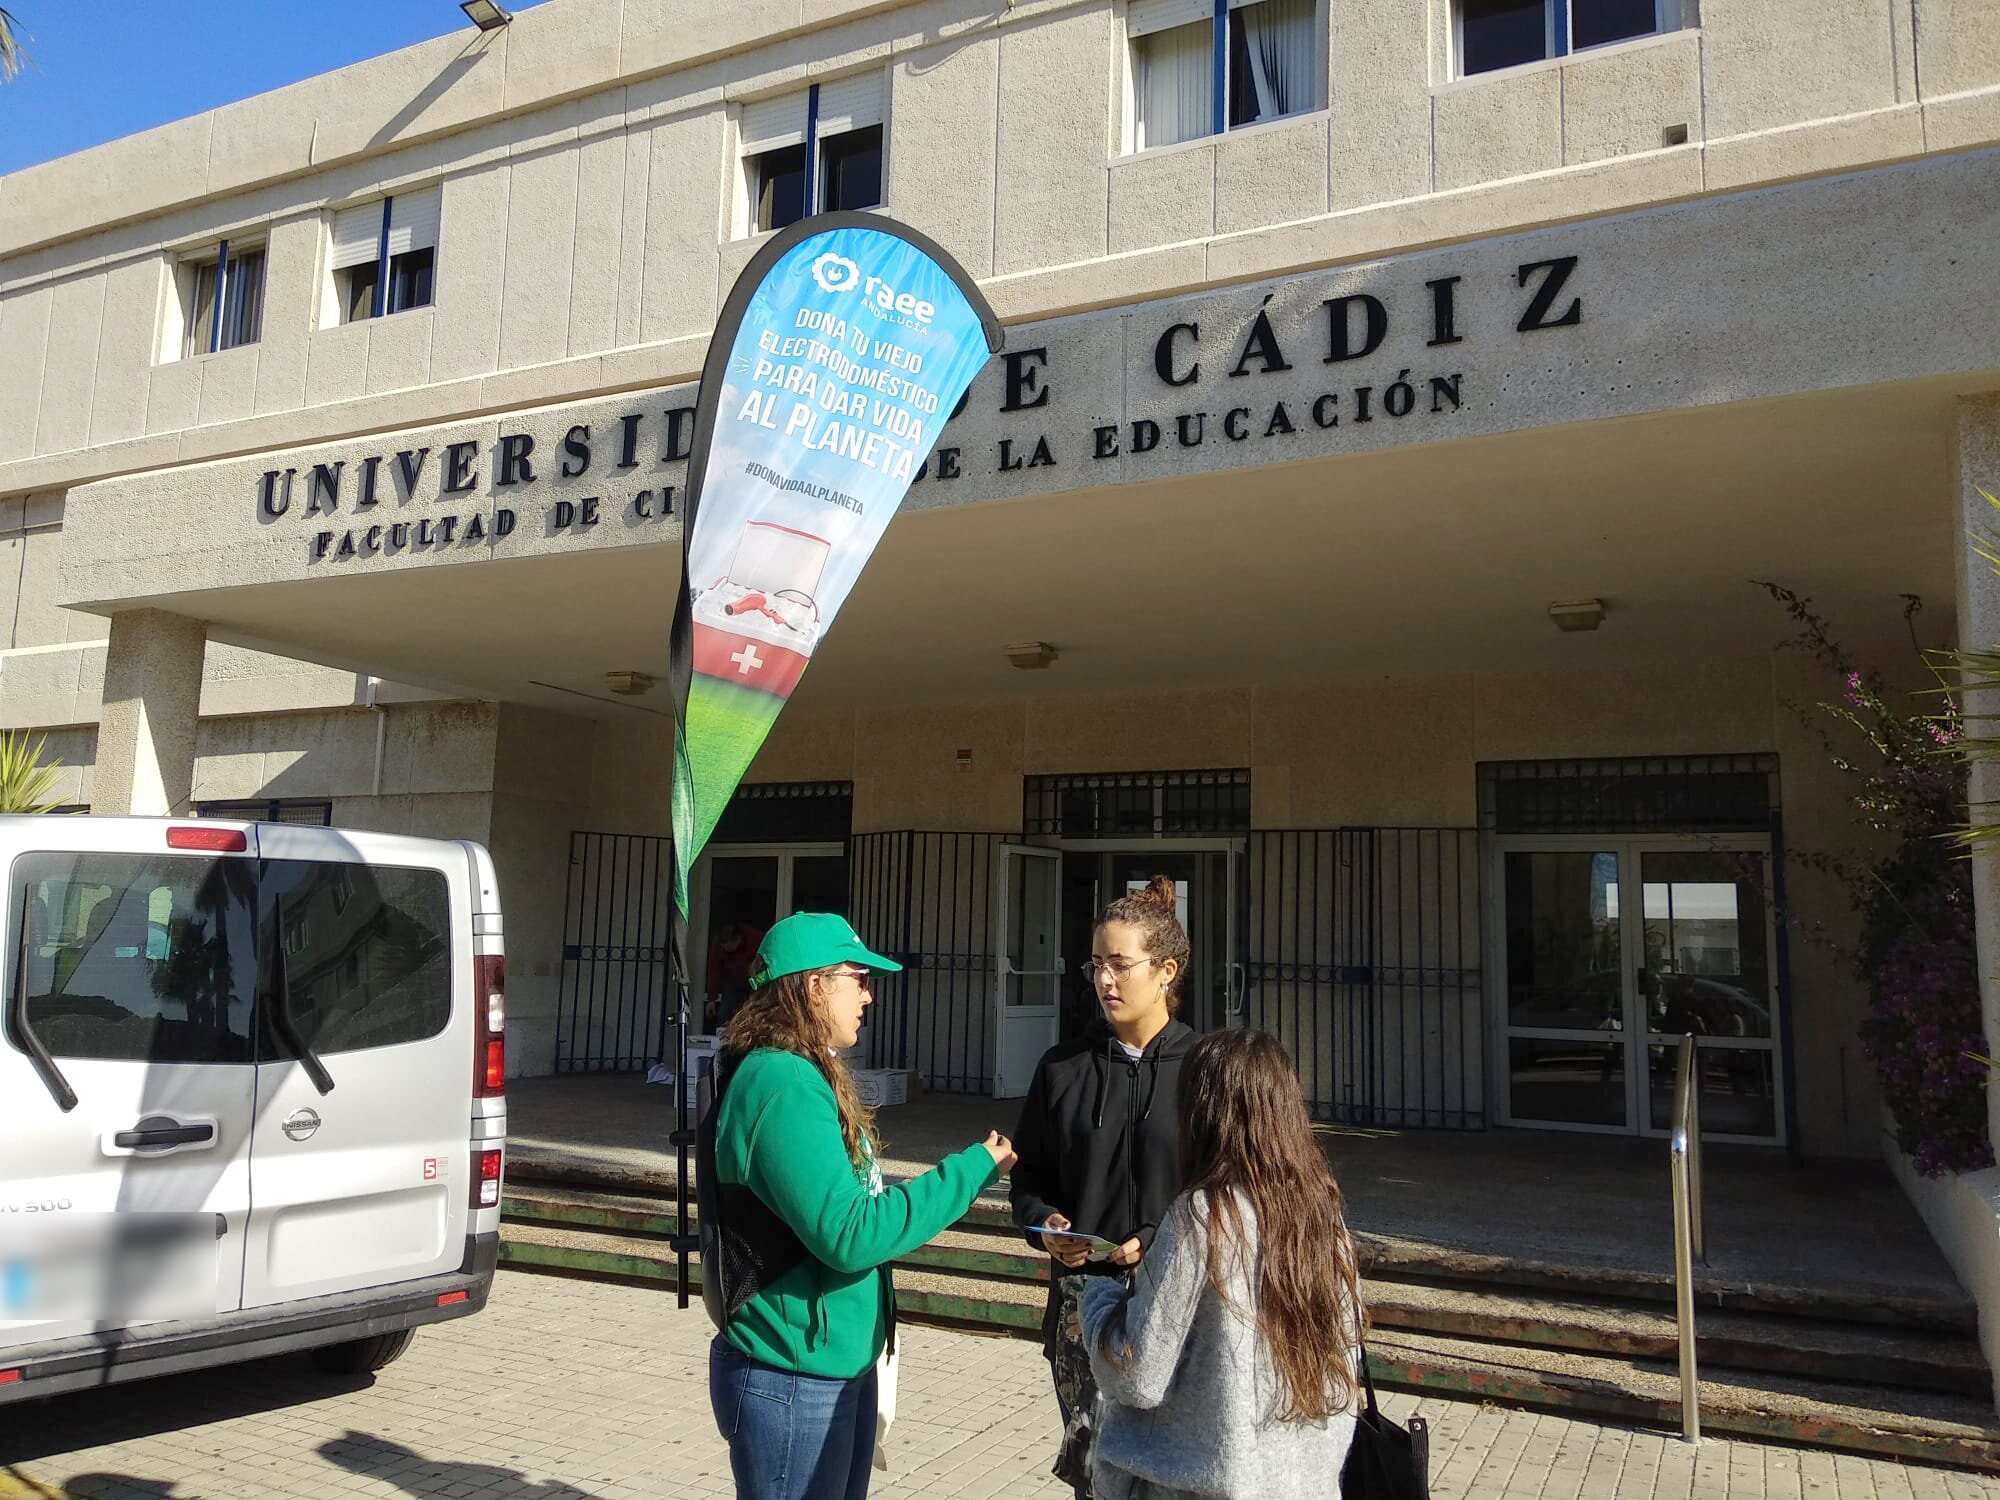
left=237, top=828, right=473, bottom=1308
left=0, top=824, right=259, bottom=1352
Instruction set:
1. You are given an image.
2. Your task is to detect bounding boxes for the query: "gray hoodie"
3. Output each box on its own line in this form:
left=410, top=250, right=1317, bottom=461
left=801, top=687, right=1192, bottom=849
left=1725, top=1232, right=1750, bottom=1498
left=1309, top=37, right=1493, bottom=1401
left=1078, top=1190, right=1358, bottom=1500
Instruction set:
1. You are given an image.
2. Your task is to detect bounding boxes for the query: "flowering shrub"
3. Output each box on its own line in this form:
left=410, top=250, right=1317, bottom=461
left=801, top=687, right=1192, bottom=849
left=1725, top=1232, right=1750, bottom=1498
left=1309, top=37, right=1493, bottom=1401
left=1757, top=582, right=1991, bottom=1177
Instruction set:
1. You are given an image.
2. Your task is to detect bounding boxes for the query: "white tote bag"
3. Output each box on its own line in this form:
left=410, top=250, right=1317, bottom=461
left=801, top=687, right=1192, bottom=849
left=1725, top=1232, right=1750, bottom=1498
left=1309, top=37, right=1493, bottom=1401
left=872, top=1339, right=898, bottom=1470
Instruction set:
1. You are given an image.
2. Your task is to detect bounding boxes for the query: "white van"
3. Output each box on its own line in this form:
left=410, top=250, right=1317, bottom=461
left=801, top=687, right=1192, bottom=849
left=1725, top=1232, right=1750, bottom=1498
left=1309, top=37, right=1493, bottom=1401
left=0, top=816, right=506, bottom=1402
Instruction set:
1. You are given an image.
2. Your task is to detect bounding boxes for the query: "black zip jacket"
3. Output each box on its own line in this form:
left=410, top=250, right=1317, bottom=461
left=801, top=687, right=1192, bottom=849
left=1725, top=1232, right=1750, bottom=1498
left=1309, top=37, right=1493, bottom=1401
left=1008, top=1017, right=1196, bottom=1355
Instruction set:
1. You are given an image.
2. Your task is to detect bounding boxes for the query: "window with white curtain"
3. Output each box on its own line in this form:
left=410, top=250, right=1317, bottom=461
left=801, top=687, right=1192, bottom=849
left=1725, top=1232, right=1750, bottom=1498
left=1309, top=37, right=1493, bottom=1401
left=171, top=240, right=265, bottom=360
left=1129, top=0, right=1319, bottom=152
left=326, top=187, right=440, bottom=327
left=1457, top=0, right=1687, bottom=78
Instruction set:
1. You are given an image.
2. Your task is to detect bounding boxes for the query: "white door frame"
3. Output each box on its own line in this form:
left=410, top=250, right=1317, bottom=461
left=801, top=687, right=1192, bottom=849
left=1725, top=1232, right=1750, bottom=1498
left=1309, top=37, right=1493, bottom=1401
left=993, top=843, right=1064, bottom=1100
left=1483, top=832, right=1786, bottom=1145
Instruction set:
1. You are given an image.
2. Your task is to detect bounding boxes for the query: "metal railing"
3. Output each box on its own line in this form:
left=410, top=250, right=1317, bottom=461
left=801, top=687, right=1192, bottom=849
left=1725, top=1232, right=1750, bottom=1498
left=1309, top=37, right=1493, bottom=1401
left=1670, top=1032, right=1707, bottom=1444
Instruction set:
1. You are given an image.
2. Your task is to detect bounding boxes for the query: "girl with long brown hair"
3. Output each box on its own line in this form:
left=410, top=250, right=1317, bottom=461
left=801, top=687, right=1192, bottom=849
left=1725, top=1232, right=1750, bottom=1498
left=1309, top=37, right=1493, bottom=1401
left=704, top=912, right=1017, bottom=1500
left=1075, top=1028, right=1363, bottom=1500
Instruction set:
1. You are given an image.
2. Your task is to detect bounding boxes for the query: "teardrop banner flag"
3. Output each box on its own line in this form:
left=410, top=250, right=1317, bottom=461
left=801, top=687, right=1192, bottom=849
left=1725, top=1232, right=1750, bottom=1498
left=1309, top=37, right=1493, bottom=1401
left=665, top=215, right=1000, bottom=1305
left=668, top=215, right=1002, bottom=920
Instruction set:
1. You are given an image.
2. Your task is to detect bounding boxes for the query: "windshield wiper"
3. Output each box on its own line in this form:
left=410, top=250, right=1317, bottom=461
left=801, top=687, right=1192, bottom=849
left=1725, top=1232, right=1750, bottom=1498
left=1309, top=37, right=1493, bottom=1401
left=8, top=900, right=76, bottom=1111
left=270, top=893, right=334, bottom=1095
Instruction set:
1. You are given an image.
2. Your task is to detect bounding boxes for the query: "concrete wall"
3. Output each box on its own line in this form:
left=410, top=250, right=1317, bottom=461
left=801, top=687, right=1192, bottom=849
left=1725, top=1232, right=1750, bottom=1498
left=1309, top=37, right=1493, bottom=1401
left=3, top=0, right=1997, bottom=508
left=0, top=496, right=442, bottom=727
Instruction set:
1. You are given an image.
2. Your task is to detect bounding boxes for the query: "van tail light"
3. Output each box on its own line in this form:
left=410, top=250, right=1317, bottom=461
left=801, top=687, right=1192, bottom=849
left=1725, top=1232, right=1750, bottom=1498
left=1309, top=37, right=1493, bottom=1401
left=473, top=954, right=505, bottom=1097
left=474, top=1148, right=503, bottom=1209
left=0, top=1368, right=19, bottom=1385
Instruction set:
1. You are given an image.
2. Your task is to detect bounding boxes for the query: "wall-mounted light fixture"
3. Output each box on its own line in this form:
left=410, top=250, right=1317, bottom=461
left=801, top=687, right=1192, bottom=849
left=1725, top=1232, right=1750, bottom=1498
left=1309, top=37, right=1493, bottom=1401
left=1005, top=641, right=1058, bottom=670
left=1548, top=599, right=1607, bottom=633
left=604, top=670, right=656, bottom=695
left=460, top=0, right=513, bottom=31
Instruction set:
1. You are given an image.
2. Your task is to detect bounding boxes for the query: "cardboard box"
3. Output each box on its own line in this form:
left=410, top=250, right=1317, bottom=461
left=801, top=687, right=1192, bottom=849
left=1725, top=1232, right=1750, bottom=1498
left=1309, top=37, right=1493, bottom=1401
left=852, top=1068, right=910, bottom=1108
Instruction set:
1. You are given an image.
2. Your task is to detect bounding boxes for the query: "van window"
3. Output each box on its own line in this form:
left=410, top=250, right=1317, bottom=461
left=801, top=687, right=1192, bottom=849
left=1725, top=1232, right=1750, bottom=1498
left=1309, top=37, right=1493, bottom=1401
left=259, top=862, right=451, bottom=1057
left=14, top=854, right=258, bottom=1064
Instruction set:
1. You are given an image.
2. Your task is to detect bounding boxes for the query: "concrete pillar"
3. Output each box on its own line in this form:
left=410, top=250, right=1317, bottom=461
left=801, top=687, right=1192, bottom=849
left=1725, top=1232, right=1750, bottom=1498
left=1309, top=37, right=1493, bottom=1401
left=92, top=608, right=206, bottom=817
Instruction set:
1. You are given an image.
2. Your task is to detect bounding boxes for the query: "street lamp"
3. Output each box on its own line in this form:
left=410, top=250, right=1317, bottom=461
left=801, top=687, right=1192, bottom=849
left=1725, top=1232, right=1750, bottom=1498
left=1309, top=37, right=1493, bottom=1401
left=460, top=0, right=512, bottom=30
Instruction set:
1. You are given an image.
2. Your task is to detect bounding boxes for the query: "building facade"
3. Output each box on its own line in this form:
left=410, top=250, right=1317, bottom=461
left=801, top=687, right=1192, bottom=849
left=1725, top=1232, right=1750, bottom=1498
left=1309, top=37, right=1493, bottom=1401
left=3, top=0, right=1999, bottom=1191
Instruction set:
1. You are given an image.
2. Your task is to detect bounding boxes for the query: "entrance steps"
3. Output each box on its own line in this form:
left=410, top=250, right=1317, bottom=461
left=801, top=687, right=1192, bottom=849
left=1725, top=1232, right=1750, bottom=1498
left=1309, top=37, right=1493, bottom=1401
left=498, top=1173, right=2000, bottom=1472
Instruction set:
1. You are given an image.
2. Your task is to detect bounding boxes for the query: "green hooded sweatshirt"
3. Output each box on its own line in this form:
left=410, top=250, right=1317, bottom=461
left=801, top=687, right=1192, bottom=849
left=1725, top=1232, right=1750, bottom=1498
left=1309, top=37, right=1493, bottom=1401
left=713, top=1047, right=1000, bottom=1379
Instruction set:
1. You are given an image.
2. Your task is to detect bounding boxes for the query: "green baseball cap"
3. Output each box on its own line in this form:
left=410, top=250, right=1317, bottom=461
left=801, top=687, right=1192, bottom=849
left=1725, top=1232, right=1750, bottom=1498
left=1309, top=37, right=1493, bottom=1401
left=750, top=912, right=904, bottom=987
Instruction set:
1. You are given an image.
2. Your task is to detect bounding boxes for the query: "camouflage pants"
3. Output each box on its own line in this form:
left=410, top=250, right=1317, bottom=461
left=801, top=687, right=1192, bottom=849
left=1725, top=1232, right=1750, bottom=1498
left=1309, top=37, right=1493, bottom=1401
left=1051, top=1275, right=1100, bottom=1497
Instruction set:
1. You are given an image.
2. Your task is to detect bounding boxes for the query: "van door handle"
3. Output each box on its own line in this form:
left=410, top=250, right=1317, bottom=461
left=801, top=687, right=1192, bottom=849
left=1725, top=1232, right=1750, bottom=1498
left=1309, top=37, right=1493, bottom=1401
left=114, top=1121, right=216, bottom=1150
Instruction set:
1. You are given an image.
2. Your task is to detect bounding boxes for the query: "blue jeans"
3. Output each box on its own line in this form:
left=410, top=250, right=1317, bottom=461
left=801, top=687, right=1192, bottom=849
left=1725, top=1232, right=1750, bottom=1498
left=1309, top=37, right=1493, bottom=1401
left=709, top=1336, right=878, bottom=1500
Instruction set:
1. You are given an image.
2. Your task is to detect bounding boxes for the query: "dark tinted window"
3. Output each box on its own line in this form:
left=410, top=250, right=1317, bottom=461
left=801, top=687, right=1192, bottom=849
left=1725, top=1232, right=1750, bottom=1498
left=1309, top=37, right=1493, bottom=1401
left=14, top=854, right=257, bottom=1064
left=260, top=862, right=452, bottom=1057
left=343, top=260, right=381, bottom=324
left=1461, top=0, right=1548, bottom=73
left=388, top=247, right=434, bottom=314
left=756, top=145, right=808, bottom=232
left=820, top=126, right=882, bottom=213
left=1573, top=0, right=1661, bottom=49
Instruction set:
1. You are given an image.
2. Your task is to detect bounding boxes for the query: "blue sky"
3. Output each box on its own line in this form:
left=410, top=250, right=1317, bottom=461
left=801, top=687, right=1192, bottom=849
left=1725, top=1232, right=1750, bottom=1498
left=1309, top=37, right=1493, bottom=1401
left=0, top=0, right=550, bottom=176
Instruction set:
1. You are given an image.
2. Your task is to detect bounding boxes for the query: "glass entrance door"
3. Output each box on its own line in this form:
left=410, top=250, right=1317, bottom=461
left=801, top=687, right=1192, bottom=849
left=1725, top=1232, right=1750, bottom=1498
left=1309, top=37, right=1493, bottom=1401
left=1493, top=839, right=1782, bottom=1142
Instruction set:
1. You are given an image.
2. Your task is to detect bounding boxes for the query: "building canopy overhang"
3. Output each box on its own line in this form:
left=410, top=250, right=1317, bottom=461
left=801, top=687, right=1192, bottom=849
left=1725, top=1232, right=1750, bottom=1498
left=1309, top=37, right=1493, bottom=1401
left=58, top=150, right=2000, bottom=716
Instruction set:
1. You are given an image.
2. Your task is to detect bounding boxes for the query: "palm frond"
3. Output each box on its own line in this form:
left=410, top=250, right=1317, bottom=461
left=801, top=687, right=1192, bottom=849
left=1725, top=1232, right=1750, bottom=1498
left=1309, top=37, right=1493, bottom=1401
left=0, top=729, right=65, bottom=814
left=0, top=9, right=24, bottom=83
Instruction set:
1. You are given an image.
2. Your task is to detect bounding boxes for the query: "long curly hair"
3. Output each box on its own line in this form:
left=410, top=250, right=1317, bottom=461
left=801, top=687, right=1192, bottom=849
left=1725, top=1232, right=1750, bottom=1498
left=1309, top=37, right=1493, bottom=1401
left=721, top=968, right=877, bottom=1168
left=1177, top=1028, right=1362, bottom=1422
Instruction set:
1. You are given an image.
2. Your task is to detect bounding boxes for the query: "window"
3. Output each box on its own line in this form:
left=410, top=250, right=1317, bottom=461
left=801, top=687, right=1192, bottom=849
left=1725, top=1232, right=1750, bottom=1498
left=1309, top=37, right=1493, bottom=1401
left=14, top=854, right=258, bottom=1064
left=6, top=855, right=451, bottom=1070
left=820, top=125, right=882, bottom=216
left=1457, top=0, right=1686, bottom=77
left=1480, top=755, right=1776, bottom=835
left=740, top=74, right=885, bottom=235
left=328, top=188, right=440, bottom=326
left=169, top=240, right=265, bottom=361
left=259, top=861, right=451, bottom=1057
left=1129, top=0, right=1318, bottom=152
left=1023, top=769, right=1252, bottom=838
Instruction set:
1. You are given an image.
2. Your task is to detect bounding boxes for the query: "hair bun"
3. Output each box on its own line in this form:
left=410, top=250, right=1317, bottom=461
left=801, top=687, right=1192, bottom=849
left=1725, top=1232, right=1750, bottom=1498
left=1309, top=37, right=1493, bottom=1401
left=1143, top=874, right=1177, bottom=908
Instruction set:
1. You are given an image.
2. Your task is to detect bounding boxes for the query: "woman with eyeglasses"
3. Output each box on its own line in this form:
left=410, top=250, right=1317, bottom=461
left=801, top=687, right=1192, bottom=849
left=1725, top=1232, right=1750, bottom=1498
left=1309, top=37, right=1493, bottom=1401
left=706, top=912, right=1018, bottom=1500
left=1009, top=876, right=1198, bottom=1497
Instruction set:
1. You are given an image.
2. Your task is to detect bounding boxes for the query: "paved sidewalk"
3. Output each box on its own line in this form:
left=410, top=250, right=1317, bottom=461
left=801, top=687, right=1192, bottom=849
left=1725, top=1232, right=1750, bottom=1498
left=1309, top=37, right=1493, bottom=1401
left=3, top=1270, right=1997, bottom=1499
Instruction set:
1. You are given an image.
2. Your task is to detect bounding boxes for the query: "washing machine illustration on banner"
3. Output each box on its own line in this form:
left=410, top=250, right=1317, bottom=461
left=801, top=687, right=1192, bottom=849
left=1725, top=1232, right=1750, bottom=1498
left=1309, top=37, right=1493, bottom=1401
left=690, top=520, right=830, bottom=698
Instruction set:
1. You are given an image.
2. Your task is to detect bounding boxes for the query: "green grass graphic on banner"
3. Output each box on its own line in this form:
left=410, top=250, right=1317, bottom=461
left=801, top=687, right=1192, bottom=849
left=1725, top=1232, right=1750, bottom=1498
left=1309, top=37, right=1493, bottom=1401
left=677, top=675, right=786, bottom=899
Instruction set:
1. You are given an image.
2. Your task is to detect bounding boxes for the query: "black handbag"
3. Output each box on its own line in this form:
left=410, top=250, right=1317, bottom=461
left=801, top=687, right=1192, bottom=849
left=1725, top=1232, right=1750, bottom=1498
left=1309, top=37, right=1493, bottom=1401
left=1340, top=1339, right=1429, bottom=1499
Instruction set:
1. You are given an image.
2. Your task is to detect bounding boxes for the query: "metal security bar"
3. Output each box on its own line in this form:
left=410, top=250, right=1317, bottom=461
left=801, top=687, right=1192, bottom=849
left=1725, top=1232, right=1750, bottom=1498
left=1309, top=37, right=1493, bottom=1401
left=1024, top=769, right=1250, bottom=839
left=850, top=830, right=1004, bottom=1094
left=1481, top=755, right=1777, bottom=835
left=714, top=781, right=853, bottom=843
left=1246, top=829, right=1482, bottom=1128
left=197, top=798, right=334, bottom=826
left=1671, top=1032, right=1708, bottom=1443
left=554, top=830, right=675, bottom=1073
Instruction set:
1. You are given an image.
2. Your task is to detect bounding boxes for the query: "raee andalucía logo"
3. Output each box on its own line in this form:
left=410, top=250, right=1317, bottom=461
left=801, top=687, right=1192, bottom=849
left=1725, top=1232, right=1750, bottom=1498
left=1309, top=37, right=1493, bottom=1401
left=810, top=248, right=936, bottom=329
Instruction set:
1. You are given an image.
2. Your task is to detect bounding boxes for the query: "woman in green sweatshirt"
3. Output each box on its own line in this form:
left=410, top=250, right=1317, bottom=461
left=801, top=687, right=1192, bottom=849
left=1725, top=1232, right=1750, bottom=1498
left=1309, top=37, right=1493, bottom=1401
left=706, top=911, right=1018, bottom=1500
